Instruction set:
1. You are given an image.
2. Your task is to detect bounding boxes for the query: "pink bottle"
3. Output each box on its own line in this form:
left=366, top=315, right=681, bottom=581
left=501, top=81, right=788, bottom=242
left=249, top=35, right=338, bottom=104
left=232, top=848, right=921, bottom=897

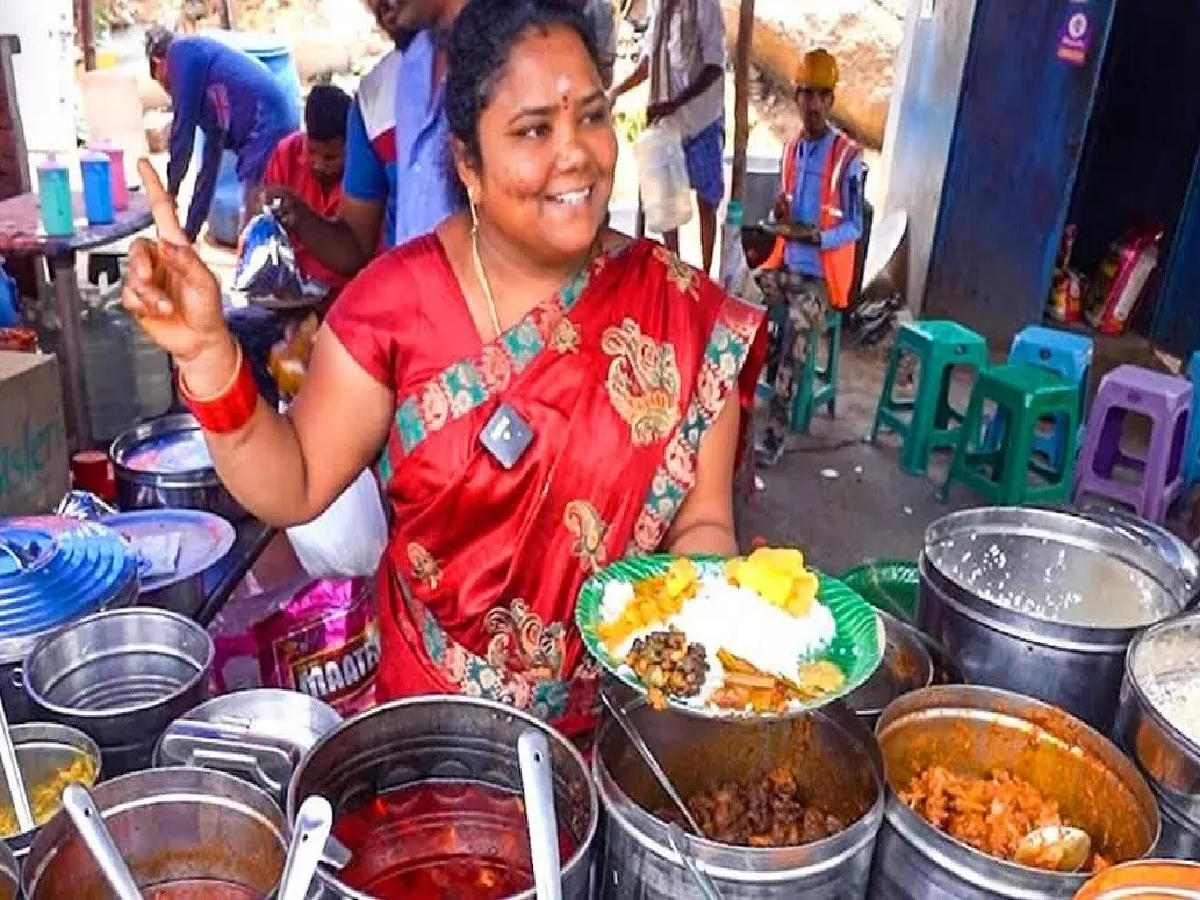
left=91, top=142, right=129, bottom=211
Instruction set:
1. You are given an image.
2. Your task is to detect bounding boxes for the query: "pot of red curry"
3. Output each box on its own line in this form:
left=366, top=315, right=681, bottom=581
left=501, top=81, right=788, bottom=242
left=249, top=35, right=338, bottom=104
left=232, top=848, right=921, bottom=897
left=286, top=695, right=599, bottom=900
left=21, top=767, right=287, bottom=899
left=868, top=685, right=1161, bottom=899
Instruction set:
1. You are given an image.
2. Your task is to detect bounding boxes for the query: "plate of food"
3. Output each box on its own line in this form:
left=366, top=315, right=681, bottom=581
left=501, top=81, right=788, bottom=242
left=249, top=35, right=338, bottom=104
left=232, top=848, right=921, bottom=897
left=576, top=549, right=884, bottom=717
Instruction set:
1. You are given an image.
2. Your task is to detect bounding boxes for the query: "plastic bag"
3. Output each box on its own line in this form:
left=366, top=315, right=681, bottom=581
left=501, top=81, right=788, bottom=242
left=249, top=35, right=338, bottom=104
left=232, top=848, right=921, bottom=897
left=210, top=577, right=380, bottom=716
left=233, top=209, right=303, bottom=299
left=286, top=468, right=388, bottom=579
left=634, top=123, right=693, bottom=234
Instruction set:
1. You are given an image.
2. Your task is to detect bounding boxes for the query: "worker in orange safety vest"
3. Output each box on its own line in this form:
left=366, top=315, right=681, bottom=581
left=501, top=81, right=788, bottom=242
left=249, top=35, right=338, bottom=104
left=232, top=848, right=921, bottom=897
left=756, top=48, right=865, bottom=466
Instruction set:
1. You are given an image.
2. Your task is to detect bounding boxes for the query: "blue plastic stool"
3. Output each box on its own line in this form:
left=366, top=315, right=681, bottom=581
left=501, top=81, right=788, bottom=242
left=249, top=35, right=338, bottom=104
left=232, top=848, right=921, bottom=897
left=1182, top=351, right=1200, bottom=490
left=984, top=325, right=1093, bottom=469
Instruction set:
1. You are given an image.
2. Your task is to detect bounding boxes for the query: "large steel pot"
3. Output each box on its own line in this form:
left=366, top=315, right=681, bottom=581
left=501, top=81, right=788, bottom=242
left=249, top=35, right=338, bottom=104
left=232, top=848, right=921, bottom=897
left=869, top=685, right=1160, bottom=899
left=0, top=722, right=101, bottom=862
left=844, top=609, right=934, bottom=729
left=288, top=695, right=599, bottom=899
left=919, top=506, right=1187, bottom=733
left=110, top=413, right=247, bottom=521
left=22, top=767, right=287, bottom=898
left=1075, top=859, right=1200, bottom=897
left=1071, top=502, right=1200, bottom=609
left=1115, top=611, right=1200, bottom=860
left=24, top=606, right=214, bottom=776
left=594, top=699, right=884, bottom=898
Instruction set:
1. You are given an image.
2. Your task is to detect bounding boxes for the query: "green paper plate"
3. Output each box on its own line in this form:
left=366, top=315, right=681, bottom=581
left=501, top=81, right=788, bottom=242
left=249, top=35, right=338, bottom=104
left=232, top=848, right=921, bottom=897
left=576, top=554, right=884, bottom=719
left=839, top=559, right=920, bottom=624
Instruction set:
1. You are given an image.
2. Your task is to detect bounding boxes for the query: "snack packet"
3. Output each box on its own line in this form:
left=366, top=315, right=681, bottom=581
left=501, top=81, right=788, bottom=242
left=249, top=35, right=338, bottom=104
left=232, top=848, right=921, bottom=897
left=233, top=210, right=303, bottom=300
left=211, top=577, right=381, bottom=716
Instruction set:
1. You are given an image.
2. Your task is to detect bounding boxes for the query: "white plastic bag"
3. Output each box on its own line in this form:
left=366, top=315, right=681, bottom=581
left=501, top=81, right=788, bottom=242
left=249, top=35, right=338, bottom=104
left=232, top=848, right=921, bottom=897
left=634, top=123, right=693, bottom=234
left=286, top=469, right=388, bottom=579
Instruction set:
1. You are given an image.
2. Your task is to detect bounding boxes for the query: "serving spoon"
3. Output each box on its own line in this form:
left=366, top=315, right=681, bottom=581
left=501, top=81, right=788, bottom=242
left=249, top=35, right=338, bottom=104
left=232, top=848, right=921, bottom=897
left=279, top=796, right=334, bottom=900
left=599, top=691, right=704, bottom=836
left=1015, top=824, right=1092, bottom=873
left=62, top=783, right=143, bottom=900
left=518, top=729, right=563, bottom=900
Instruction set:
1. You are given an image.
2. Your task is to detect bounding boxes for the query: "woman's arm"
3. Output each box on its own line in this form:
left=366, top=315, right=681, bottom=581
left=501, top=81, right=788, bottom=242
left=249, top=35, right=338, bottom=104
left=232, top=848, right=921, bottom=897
left=181, top=326, right=393, bottom=527
left=123, top=159, right=393, bottom=528
left=663, top=395, right=741, bottom=556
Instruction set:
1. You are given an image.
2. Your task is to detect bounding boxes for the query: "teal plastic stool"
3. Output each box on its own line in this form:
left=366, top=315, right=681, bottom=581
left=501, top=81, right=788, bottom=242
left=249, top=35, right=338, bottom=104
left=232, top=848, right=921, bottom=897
left=791, top=311, right=842, bottom=433
left=868, top=320, right=989, bottom=475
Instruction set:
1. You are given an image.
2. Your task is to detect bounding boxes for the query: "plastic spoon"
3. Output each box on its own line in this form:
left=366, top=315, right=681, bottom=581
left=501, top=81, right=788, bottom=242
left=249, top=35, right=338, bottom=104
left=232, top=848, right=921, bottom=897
left=279, top=796, right=334, bottom=900
left=61, top=784, right=142, bottom=900
left=666, top=823, right=723, bottom=900
left=1015, top=825, right=1092, bottom=873
left=517, top=729, right=563, bottom=900
left=599, top=691, right=703, bottom=836
left=0, top=694, right=33, bottom=834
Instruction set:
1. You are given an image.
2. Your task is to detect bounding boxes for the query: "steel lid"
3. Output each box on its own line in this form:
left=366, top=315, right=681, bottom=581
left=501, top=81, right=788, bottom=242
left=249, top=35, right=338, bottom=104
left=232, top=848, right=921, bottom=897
left=0, top=517, right=139, bottom=646
left=100, top=509, right=235, bottom=591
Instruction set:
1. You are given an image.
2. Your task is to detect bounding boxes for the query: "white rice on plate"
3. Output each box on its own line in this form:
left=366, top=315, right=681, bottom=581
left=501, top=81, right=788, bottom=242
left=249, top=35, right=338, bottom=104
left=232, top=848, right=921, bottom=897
left=599, top=572, right=837, bottom=708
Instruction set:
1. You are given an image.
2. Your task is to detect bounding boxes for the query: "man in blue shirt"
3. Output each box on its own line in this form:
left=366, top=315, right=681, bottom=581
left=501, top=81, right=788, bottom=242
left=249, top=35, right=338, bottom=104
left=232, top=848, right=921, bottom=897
left=756, top=49, right=864, bottom=465
left=146, top=27, right=299, bottom=242
left=264, top=0, right=467, bottom=279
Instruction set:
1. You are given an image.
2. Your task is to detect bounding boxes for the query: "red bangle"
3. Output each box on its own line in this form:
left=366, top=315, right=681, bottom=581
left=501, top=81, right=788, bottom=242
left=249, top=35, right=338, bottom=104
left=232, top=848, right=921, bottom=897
left=177, top=342, right=260, bottom=433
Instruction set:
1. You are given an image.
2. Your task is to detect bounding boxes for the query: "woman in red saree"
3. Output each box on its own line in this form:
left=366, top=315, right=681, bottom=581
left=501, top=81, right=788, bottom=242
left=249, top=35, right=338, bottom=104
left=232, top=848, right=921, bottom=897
left=121, top=0, right=765, bottom=739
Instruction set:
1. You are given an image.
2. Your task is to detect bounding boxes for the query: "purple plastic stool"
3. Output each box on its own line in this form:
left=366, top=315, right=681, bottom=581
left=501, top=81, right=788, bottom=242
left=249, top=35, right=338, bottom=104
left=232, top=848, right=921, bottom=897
left=1073, top=364, right=1192, bottom=524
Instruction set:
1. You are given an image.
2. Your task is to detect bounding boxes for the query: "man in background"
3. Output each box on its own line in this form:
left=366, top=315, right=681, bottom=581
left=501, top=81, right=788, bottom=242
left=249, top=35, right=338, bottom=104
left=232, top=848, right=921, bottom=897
left=145, top=26, right=299, bottom=242
left=259, top=84, right=354, bottom=297
left=755, top=48, right=865, bottom=465
left=265, top=0, right=468, bottom=278
left=611, top=0, right=726, bottom=275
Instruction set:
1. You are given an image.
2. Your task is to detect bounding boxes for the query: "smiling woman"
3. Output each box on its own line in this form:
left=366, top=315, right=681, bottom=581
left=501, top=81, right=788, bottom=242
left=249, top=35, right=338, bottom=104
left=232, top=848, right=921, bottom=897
left=119, top=0, right=767, bottom=739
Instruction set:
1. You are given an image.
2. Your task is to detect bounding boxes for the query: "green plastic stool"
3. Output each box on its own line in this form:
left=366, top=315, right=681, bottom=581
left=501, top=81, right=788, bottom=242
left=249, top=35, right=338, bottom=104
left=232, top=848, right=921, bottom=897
left=936, top=363, right=1080, bottom=505
left=791, top=311, right=842, bottom=433
left=868, top=320, right=989, bottom=475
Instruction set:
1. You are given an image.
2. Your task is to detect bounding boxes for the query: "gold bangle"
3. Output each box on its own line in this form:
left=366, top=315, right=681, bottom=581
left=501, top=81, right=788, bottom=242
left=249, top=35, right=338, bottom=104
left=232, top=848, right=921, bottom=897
left=178, top=340, right=244, bottom=403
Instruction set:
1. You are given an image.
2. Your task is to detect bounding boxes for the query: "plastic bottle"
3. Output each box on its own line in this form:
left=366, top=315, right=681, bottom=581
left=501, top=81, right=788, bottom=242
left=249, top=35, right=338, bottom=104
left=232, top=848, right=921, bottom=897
left=81, top=152, right=116, bottom=226
left=91, top=142, right=129, bottom=211
left=37, top=156, right=75, bottom=237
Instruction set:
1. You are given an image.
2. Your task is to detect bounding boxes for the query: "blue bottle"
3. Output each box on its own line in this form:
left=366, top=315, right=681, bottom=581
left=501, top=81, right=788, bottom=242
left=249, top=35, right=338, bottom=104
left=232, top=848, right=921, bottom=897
left=37, top=156, right=75, bottom=237
left=81, top=152, right=115, bottom=226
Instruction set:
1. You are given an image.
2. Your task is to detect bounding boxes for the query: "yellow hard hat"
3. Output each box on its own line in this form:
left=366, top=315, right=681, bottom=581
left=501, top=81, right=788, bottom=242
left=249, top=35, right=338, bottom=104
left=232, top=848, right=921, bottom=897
left=794, top=49, right=838, bottom=92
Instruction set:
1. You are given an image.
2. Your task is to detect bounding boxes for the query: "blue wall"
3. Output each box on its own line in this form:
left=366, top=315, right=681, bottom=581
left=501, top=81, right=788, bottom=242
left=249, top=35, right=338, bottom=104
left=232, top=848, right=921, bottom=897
left=919, top=0, right=1117, bottom=347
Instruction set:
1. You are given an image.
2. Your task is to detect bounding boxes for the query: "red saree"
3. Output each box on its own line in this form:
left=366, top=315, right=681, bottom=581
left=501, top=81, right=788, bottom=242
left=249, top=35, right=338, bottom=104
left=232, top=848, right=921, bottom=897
left=325, top=235, right=765, bottom=736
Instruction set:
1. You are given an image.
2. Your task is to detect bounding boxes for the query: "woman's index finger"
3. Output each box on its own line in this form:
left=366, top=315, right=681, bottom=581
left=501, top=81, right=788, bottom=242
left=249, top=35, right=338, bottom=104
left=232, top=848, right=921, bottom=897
left=136, top=158, right=189, bottom=244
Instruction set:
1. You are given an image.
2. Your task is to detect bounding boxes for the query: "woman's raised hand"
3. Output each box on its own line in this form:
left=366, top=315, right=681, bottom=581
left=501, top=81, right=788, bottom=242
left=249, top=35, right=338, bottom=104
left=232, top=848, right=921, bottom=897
left=122, top=159, right=230, bottom=366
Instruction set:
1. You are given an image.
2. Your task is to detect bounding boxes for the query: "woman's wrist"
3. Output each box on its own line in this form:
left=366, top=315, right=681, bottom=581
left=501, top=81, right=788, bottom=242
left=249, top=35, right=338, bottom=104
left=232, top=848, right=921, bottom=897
left=176, top=333, right=241, bottom=400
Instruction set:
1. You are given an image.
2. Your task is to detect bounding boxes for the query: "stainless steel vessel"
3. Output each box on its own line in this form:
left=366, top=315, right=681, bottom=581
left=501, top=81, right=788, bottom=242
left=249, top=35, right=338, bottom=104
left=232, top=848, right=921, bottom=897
left=23, top=607, right=215, bottom=776
left=919, top=506, right=1187, bottom=732
left=21, top=767, right=287, bottom=899
left=869, top=685, right=1160, bottom=899
left=155, top=688, right=342, bottom=808
left=1116, top=611, right=1200, bottom=860
left=288, top=695, right=599, bottom=899
left=0, top=722, right=101, bottom=861
left=844, top=610, right=933, bottom=728
left=110, top=413, right=246, bottom=521
left=594, top=699, right=884, bottom=898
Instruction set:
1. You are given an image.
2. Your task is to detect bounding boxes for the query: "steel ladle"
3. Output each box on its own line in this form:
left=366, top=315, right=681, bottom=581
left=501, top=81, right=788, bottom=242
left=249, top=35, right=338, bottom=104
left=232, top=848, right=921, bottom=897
left=279, top=795, right=334, bottom=900
left=518, top=729, right=563, bottom=900
left=62, top=783, right=143, bottom=900
left=599, top=691, right=703, bottom=836
left=1015, top=825, right=1092, bottom=873
left=666, top=823, right=723, bottom=900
